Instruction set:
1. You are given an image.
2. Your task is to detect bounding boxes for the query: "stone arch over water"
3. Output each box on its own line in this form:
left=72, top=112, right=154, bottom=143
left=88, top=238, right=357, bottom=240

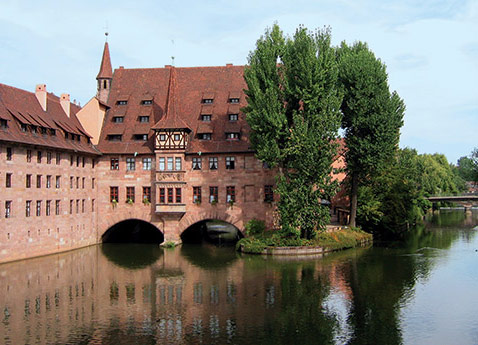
left=101, top=218, right=164, bottom=244
left=179, top=211, right=244, bottom=244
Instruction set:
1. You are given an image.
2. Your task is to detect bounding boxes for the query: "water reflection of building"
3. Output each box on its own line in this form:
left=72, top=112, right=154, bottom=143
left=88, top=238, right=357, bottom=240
left=0, top=244, right=365, bottom=344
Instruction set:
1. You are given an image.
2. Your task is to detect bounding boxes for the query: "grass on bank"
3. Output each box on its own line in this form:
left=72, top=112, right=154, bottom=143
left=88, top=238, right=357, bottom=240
left=237, top=221, right=372, bottom=254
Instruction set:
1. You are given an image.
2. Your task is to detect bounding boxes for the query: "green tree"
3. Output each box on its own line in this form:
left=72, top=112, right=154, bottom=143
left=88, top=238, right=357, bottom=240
left=337, top=41, right=405, bottom=227
left=457, top=149, right=478, bottom=185
left=244, top=24, right=342, bottom=239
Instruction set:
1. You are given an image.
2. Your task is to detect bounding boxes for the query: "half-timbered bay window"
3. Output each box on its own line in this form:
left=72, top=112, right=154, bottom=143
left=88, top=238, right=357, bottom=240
left=209, top=157, right=218, bottom=170
left=209, top=186, right=218, bottom=203
left=192, top=157, right=202, bottom=170
left=193, top=187, right=201, bottom=203
left=126, top=157, right=135, bottom=171
left=226, top=186, right=236, bottom=203
left=142, top=187, right=151, bottom=203
left=126, top=187, right=135, bottom=203
left=155, top=129, right=189, bottom=150
left=110, top=186, right=119, bottom=202
left=226, top=156, right=235, bottom=170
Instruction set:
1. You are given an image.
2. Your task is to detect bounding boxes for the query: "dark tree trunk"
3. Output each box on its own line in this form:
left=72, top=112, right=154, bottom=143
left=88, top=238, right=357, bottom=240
left=349, top=172, right=358, bottom=227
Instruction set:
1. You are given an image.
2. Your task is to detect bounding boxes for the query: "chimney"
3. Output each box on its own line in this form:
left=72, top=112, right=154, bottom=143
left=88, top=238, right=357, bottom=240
left=60, top=93, right=70, bottom=117
left=35, top=84, right=47, bottom=111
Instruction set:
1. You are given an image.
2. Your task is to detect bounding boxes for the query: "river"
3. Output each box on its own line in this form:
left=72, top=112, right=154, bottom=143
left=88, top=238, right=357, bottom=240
left=1, top=210, right=477, bottom=345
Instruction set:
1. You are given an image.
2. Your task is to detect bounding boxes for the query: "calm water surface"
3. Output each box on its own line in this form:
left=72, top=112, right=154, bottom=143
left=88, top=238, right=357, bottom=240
left=1, top=210, right=477, bottom=345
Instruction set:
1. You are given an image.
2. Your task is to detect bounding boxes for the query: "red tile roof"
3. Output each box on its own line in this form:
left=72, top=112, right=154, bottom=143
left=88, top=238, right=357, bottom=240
left=96, top=42, right=113, bottom=79
left=98, top=65, right=253, bottom=154
left=0, top=83, right=99, bottom=155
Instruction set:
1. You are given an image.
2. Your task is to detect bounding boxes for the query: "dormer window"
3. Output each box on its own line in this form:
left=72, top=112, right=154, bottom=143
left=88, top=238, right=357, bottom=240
left=229, top=114, right=238, bottom=121
left=113, top=116, right=124, bottom=123
left=50, top=129, right=56, bottom=136
left=0, top=119, right=7, bottom=129
left=141, top=100, right=153, bottom=105
left=226, top=132, right=240, bottom=140
left=139, top=116, right=149, bottom=123
left=41, top=127, right=47, bottom=135
left=229, top=98, right=240, bottom=103
left=21, top=123, right=27, bottom=132
left=64, top=132, right=68, bottom=139
left=133, top=134, right=148, bottom=141
left=117, top=100, right=128, bottom=105
left=198, top=133, right=212, bottom=140
left=107, top=134, right=122, bottom=141
left=202, top=99, right=213, bottom=104
left=201, top=114, right=211, bottom=122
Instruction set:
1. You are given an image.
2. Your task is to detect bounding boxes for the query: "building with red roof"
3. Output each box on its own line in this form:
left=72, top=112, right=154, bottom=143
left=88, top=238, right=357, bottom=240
left=0, top=42, right=346, bottom=263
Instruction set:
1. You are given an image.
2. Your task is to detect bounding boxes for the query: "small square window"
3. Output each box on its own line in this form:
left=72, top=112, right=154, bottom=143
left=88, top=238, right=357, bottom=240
left=226, top=156, right=235, bottom=169
left=229, top=114, right=239, bottom=121
left=159, top=134, right=166, bottom=141
left=209, top=157, right=218, bottom=170
left=192, top=157, right=202, bottom=170
left=174, top=134, right=181, bottom=141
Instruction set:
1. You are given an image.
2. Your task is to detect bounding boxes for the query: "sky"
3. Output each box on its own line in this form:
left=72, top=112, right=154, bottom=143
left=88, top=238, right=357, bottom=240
left=0, top=0, right=476, bottom=164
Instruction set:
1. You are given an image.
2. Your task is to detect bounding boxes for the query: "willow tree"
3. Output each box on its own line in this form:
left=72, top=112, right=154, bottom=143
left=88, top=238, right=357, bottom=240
left=243, top=25, right=342, bottom=239
left=337, top=42, right=405, bottom=228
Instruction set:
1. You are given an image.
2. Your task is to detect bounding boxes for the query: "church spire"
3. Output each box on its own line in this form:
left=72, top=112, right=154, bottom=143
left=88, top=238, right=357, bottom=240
left=96, top=41, right=112, bottom=103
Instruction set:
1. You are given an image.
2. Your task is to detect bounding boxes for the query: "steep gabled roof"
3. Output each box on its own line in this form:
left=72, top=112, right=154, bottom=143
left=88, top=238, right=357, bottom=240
left=0, top=83, right=99, bottom=155
left=96, top=42, right=113, bottom=80
left=97, top=65, right=252, bottom=154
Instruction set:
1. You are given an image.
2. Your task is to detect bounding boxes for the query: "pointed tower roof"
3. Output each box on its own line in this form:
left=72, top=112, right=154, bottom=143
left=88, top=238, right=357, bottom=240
left=96, top=42, right=113, bottom=79
left=152, top=67, right=190, bottom=131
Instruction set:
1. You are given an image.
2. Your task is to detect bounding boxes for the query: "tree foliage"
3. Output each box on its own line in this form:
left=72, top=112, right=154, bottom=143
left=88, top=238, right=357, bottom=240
left=337, top=41, right=405, bottom=227
left=456, top=149, right=478, bottom=184
left=244, top=24, right=342, bottom=239
left=357, top=148, right=465, bottom=235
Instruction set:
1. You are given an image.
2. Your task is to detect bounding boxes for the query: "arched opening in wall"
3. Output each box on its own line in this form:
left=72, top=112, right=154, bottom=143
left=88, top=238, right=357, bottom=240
left=181, top=219, right=243, bottom=245
left=102, top=219, right=164, bottom=244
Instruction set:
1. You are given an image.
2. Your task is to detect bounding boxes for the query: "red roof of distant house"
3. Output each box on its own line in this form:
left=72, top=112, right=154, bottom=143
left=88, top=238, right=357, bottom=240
left=0, top=83, right=99, bottom=155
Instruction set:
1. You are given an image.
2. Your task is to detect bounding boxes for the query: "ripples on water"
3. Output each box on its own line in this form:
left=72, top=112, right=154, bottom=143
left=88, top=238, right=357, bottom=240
left=0, top=210, right=477, bottom=345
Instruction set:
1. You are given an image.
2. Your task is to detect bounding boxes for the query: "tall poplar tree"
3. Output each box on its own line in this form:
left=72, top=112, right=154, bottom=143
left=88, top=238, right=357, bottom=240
left=244, top=25, right=342, bottom=238
left=337, top=42, right=405, bottom=227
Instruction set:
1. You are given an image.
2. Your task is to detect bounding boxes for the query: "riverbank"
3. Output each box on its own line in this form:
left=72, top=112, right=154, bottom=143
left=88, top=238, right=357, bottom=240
left=237, top=227, right=373, bottom=255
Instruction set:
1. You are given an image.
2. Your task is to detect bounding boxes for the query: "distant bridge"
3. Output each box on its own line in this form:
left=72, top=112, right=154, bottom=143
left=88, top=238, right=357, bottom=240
left=426, top=195, right=478, bottom=212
